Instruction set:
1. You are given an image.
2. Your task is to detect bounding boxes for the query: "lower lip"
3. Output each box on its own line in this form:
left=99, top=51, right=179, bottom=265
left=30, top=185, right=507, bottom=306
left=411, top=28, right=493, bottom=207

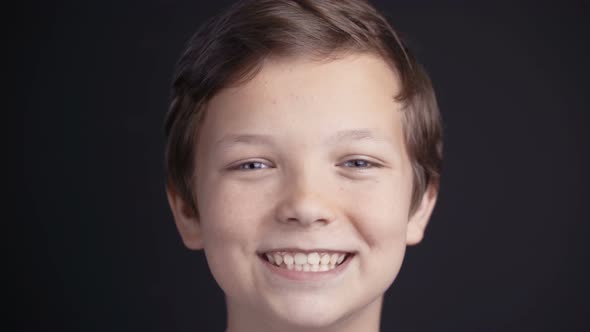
left=259, top=254, right=354, bottom=282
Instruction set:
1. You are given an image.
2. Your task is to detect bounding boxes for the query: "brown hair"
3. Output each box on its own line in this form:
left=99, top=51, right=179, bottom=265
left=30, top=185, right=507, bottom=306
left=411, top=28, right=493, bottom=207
left=165, top=0, right=443, bottom=217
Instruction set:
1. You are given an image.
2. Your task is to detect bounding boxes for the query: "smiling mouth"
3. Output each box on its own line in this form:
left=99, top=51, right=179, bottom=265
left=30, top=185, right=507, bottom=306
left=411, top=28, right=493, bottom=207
left=259, top=251, right=353, bottom=272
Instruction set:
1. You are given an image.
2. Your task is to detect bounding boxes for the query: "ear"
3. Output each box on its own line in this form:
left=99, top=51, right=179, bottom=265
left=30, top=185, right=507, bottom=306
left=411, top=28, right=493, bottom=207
left=406, top=184, right=438, bottom=246
left=166, top=184, right=204, bottom=250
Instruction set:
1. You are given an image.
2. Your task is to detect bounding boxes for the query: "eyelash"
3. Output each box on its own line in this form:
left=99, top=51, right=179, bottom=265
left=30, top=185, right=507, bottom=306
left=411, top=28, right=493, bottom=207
left=234, top=161, right=271, bottom=170
left=231, top=158, right=381, bottom=171
left=339, top=159, right=380, bottom=169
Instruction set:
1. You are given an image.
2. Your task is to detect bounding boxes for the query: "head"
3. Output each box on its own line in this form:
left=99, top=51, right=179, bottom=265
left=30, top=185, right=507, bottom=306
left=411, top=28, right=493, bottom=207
left=165, top=0, right=442, bottom=330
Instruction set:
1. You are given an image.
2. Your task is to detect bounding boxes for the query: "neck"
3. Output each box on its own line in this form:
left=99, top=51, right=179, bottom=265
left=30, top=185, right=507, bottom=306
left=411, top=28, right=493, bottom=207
left=225, top=295, right=383, bottom=332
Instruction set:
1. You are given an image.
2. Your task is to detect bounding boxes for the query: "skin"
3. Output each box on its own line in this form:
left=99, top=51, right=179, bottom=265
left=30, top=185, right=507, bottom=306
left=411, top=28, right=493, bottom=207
left=167, top=53, right=438, bottom=332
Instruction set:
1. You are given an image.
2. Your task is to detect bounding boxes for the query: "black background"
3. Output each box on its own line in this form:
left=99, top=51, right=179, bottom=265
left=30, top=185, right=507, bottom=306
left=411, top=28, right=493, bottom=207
left=22, top=1, right=589, bottom=331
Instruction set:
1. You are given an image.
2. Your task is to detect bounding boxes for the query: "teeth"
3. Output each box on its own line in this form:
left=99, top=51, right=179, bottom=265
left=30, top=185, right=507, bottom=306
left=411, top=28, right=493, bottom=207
left=263, top=251, right=350, bottom=273
left=294, top=253, right=307, bottom=265
left=330, top=253, right=339, bottom=265
left=273, top=254, right=283, bottom=265
left=307, top=253, right=320, bottom=265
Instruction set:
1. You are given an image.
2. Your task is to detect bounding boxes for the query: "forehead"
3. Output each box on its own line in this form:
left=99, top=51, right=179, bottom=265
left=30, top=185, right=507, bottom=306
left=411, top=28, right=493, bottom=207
left=201, top=53, right=405, bottom=150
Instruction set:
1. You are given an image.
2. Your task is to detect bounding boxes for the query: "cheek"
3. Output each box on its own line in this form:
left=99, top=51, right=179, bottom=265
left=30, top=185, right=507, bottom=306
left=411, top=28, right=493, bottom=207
left=339, top=178, right=413, bottom=297
left=345, top=176, right=413, bottom=248
left=197, top=180, right=272, bottom=295
left=197, top=178, right=273, bottom=250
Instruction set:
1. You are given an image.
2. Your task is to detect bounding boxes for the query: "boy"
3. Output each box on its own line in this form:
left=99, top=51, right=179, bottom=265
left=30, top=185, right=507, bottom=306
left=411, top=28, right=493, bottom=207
left=164, top=0, right=442, bottom=331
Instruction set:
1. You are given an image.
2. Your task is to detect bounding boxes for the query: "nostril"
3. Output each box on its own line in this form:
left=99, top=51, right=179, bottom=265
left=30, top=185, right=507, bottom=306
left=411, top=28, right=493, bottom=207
left=275, top=193, right=337, bottom=226
left=283, top=217, right=331, bottom=225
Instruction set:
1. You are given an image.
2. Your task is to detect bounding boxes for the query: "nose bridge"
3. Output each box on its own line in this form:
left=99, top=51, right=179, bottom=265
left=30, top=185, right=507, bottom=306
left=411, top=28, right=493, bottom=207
left=275, top=162, right=335, bottom=226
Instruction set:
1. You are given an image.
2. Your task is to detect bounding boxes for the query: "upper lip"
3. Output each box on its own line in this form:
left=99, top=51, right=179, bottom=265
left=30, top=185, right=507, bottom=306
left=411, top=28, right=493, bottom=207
left=258, top=248, right=355, bottom=254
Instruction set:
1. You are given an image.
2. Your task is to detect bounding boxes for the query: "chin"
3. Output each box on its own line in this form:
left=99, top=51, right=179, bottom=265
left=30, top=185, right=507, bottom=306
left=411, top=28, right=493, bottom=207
left=265, top=293, right=354, bottom=329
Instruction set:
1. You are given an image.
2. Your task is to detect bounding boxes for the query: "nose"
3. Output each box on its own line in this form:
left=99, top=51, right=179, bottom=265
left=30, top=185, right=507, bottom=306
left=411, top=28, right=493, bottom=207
left=274, top=173, right=337, bottom=227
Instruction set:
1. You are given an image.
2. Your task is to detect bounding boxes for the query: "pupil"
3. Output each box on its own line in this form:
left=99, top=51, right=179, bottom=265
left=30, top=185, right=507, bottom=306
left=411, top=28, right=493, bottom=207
left=243, top=162, right=261, bottom=169
left=345, top=160, right=369, bottom=168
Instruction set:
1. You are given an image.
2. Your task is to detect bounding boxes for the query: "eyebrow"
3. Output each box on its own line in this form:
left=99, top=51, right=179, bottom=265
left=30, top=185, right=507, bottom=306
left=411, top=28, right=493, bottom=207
left=215, top=129, right=388, bottom=149
left=215, top=134, right=275, bottom=149
left=325, top=129, right=384, bottom=145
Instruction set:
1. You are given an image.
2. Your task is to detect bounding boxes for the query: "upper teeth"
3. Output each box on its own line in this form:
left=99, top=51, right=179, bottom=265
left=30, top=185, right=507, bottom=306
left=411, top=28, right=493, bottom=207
left=264, top=251, right=348, bottom=272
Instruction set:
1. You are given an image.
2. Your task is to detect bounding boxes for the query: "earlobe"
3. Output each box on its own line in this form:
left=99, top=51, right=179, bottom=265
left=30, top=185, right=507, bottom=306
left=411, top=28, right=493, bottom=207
left=166, top=184, right=204, bottom=250
left=406, top=184, right=438, bottom=246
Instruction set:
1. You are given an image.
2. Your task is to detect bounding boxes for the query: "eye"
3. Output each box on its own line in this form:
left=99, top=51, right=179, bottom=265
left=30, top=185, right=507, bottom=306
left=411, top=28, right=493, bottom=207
left=340, top=159, right=379, bottom=169
left=233, top=161, right=272, bottom=171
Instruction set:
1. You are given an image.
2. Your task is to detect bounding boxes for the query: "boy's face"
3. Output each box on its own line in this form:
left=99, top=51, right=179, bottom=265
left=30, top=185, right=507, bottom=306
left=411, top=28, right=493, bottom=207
left=168, top=54, right=437, bottom=330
